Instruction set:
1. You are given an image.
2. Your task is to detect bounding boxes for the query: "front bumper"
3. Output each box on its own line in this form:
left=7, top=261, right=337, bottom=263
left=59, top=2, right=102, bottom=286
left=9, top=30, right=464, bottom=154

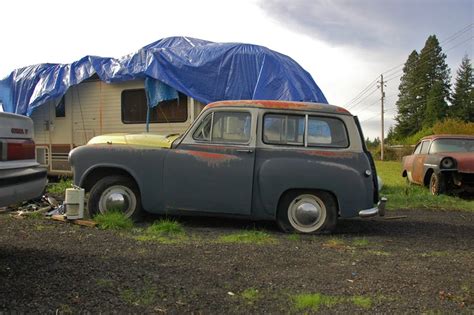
left=359, top=197, right=387, bottom=218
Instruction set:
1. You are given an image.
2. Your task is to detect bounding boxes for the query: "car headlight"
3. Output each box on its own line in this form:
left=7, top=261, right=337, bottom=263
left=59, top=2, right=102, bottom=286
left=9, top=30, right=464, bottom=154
left=440, top=157, right=455, bottom=169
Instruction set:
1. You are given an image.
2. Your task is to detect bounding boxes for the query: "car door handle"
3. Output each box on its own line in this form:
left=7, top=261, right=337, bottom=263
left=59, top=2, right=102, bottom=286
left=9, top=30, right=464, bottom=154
left=236, top=149, right=253, bottom=154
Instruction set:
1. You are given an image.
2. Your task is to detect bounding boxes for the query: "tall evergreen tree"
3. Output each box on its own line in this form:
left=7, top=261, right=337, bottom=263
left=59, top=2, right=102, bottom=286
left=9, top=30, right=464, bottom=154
left=450, top=55, right=474, bottom=122
left=423, top=81, right=448, bottom=127
left=393, top=50, right=420, bottom=138
left=416, top=35, right=451, bottom=124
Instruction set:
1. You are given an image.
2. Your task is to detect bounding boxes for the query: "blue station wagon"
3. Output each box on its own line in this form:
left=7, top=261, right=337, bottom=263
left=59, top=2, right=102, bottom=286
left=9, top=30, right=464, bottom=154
left=69, top=100, right=386, bottom=234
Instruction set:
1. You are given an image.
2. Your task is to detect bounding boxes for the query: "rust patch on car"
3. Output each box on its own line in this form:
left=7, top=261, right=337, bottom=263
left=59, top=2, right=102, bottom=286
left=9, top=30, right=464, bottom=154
left=336, top=107, right=351, bottom=114
left=206, top=100, right=320, bottom=111
left=175, top=150, right=239, bottom=167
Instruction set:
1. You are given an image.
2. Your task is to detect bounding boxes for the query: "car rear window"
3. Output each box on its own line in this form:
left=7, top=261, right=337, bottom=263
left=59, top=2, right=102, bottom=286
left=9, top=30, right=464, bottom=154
left=308, top=117, right=348, bottom=147
left=263, top=114, right=348, bottom=148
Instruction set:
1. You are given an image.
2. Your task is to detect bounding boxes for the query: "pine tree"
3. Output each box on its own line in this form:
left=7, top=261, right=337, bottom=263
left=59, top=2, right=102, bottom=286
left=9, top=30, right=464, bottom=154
left=450, top=55, right=474, bottom=122
left=393, top=50, right=420, bottom=138
left=416, top=35, right=451, bottom=124
left=423, top=81, right=448, bottom=127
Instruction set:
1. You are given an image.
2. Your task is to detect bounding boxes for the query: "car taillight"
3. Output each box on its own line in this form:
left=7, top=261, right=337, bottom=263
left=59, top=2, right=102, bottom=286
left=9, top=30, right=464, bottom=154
left=0, top=139, right=35, bottom=161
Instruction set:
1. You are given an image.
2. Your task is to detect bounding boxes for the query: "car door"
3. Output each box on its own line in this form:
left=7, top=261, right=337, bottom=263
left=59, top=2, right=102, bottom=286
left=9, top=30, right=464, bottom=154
left=412, top=140, right=431, bottom=184
left=162, top=109, right=256, bottom=215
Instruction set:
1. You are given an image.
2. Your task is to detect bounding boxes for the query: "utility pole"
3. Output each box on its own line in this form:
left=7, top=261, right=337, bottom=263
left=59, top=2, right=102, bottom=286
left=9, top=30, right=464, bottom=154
left=379, top=74, right=385, bottom=161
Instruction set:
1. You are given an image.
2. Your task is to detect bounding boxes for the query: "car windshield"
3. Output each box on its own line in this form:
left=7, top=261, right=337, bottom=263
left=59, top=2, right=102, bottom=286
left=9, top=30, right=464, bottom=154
left=430, top=138, right=474, bottom=153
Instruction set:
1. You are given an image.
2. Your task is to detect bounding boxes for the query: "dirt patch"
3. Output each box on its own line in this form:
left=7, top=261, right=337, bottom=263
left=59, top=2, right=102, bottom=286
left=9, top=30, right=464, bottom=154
left=0, top=209, right=473, bottom=313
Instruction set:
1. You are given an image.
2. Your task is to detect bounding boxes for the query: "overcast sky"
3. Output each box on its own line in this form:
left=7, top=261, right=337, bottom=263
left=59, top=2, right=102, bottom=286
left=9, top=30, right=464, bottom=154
left=1, top=0, right=472, bottom=139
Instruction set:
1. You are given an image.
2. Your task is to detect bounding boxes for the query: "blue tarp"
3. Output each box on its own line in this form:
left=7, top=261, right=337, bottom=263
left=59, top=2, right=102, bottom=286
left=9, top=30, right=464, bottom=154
left=0, top=36, right=327, bottom=116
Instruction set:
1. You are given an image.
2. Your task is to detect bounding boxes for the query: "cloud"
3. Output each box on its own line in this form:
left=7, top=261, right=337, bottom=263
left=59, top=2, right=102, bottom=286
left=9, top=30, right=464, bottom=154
left=258, top=0, right=473, bottom=53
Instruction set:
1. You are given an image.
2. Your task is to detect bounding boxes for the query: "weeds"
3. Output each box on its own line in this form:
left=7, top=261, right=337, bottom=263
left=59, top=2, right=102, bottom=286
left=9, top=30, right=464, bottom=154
left=120, top=283, right=157, bottom=306
left=352, top=238, right=369, bottom=247
left=94, top=211, right=134, bottom=230
left=293, top=293, right=341, bottom=311
left=28, top=211, right=45, bottom=220
left=241, top=288, right=259, bottom=303
left=293, top=293, right=375, bottom=311
left=323, top=238, right=348, bottom=250
left=352, top=296, right=372, bottom=308
left=288, top=234, right=300, bottom=241
left=135, top=219, right=187, bottom=244
left=46, top=178, right=72, bottom=195
left=217, top=230, right=275, bottom=244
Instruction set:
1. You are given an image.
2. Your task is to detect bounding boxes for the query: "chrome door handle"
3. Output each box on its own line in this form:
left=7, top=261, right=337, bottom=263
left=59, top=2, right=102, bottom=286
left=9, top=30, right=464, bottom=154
left=236, top=149, right=253, bottom=153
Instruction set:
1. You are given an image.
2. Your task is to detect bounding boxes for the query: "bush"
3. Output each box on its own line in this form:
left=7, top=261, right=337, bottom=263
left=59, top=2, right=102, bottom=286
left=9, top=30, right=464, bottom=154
left=371, top=145, right=413, bottom=161
left=433, top=118, right=474, bottom=134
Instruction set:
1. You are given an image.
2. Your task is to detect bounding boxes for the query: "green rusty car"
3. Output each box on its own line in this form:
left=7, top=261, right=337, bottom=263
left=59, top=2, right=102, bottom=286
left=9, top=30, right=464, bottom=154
left=69, top=100, right=386, bottom=234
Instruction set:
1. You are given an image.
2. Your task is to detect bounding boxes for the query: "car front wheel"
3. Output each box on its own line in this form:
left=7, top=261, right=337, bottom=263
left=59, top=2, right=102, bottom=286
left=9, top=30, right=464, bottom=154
left=429, top=172, right=445, bottom=196
left=277, top=191, right=337, bottom=234
left=88, top=175, right=142, bottom=220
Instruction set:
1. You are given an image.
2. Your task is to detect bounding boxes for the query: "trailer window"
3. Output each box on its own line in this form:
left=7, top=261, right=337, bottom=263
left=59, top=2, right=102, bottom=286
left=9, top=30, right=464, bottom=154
left=121, top=89, right=188, bottom=124
left=55, top=97, right=66, bottom=118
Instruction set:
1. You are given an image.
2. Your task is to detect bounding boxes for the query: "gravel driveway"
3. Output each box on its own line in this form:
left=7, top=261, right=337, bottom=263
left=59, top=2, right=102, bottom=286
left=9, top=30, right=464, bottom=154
left=0, top=209, right=473, bottom=314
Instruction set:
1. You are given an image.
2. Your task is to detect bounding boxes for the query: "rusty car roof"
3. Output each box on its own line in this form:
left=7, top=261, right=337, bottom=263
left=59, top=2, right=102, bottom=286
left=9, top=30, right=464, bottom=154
left=420, top=134, right=474, bottom=141
left=204, top=100, right=352, bottom=115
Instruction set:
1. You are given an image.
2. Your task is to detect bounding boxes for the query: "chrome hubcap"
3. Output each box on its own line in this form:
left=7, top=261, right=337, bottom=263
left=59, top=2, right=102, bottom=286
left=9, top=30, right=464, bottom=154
left=99, top=185, right=136, bottom=217
left=288, top=194, right=327, bottom=233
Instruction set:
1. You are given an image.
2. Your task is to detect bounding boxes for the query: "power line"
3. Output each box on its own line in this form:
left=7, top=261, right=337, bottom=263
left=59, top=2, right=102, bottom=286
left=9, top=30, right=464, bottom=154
left=346, top=87, right=379, bottom=110
left=381, top=23, right=473, bottom=78
left=345, top=77, right=379, bottom=107
left=354, top=36, right=473, bottom=115
left=383, top=34, right=474, bottom=84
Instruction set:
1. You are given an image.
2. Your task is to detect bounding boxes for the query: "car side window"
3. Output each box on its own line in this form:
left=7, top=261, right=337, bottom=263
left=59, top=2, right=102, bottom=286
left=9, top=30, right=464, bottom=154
left=193, top=113, right=213, bottom=141
left=263, top=114, right=305, bottom=145
left=413, top=143, right=422, bottom=154
left=420, top=140, right=430, bottom=154
left=193, top=111, right=251, bottom=144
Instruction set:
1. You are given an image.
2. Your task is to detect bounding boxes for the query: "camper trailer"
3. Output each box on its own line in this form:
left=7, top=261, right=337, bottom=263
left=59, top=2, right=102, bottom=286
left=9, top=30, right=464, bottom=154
left=31, top=76, right=205, bottom=175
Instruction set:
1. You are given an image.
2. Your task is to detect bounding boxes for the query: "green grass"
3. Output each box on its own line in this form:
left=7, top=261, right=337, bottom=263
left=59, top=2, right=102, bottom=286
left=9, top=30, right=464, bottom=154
left=46, top=178, right=72, bottom=195
left=28, top=211, right=45, bottom=219
left=146, top=218, right=184, bottom=234
left=217, top=230, right=275, bottom=244
left=376, top=161, right=474, bottom=211
left=241, top=288, right=259, bottom=302
left=94, top=211, right=134, bottom=230
left=352, top=296, right=372, bottom=308
left=135, top=219, right=187, bottom=244
left=288, top=233, right=301, bottom=241
left=323, top=237, right=348, bottom=249
left=293, top=293, right=374, bottom=311
left=420, top=251, right=450, bottom=258
left=352, top=238, right=369, bottom=247
left=293, top=293, right=342, bottom=311
left=120, top=282, right=157, bottom=306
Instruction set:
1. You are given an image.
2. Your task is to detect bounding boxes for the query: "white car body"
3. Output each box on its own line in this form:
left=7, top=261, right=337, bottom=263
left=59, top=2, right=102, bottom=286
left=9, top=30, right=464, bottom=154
left=0, top=112, right=47, bottom=207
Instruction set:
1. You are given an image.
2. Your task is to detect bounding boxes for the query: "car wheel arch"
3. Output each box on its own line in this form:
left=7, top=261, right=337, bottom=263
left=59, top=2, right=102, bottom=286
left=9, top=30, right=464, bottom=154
left=81, top=166, right=140, bottom=193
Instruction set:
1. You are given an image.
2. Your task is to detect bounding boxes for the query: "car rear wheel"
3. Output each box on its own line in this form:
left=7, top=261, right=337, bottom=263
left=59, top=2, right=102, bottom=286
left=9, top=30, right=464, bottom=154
left=88, top=175, right=142, bottom=220
left=429, top=172, right=445, bottom=196
left=277, top=191, right=337, bottom=234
